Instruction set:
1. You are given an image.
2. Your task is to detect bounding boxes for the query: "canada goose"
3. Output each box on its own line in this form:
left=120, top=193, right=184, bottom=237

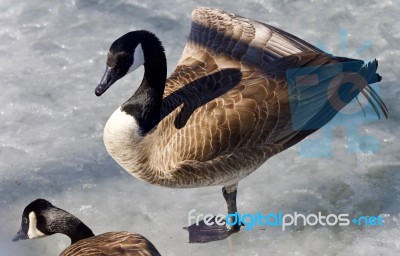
left=13, top=199, right=161, bottom=256
left=95, top=7, right=387, bottom=243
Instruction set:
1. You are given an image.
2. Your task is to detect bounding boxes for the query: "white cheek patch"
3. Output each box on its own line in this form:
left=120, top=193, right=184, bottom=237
left=27, top=212, right=46, bottom=239
left=127, top=43, right=144, bottom=74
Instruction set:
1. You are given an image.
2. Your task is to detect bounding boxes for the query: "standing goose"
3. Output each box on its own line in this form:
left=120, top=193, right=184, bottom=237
left=13, top=199, right=161, bottom=256
left=95, top=8, right=387, bottom=243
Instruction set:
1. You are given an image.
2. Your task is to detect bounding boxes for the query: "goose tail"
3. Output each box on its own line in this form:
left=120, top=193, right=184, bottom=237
left=276, top=56, right=387, bottom=149
left=357, top=59, right=388, bottom=119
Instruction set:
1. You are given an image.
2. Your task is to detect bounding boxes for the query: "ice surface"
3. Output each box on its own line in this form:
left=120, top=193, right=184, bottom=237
left=0, top=0, right=399, bottom=255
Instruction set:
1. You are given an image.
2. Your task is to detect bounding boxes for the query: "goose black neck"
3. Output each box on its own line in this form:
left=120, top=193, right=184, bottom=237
left=121, top=31, right=167, bottom=135
left=46, top=208, right=95, bottom=244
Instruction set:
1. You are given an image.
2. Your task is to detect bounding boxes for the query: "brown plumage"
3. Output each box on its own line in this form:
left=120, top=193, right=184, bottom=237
left=13, top=199, right=161, bottom=256
left=60, top=232, right=160, bottom=256
left=96, top=7, right=387, bottom=242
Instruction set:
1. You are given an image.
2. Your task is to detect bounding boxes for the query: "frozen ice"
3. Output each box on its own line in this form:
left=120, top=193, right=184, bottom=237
left=0, top=0, right=399, bottom=255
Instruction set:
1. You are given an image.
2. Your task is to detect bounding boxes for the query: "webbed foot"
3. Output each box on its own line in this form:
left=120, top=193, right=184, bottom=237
left=184, top=216, right=240, bottom=243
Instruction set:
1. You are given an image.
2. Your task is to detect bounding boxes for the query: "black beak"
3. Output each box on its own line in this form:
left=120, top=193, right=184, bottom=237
left=95, top=67, right=120, bottom=97
left=12, top=228, right=28, bottom=242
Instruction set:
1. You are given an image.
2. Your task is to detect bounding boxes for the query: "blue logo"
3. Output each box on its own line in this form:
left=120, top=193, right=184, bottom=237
left=287, top=29, right=382, bottom=158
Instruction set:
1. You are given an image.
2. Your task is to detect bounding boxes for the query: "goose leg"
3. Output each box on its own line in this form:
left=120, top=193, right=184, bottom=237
left=185, top=183, right=241, bottom=243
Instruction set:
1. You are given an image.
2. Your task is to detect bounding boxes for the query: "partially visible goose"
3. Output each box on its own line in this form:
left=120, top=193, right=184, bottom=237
left=95, top=7, right=387, bottom=243
left=13, top=199, right=161, bottom=256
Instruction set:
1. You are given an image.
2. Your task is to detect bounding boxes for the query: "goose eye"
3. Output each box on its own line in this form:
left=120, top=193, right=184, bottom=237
left=23, top=218, right=28, bottom=224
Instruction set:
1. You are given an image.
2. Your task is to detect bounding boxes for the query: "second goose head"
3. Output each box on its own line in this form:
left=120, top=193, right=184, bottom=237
left=13, top=198, right=94, bottom=244
left=13, top=198, right=161, bottom=256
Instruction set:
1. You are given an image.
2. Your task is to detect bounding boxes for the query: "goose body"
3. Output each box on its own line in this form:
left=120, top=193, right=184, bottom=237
left=13, top=199, right=161, bottom=256
left=96, top=8, right=387, bottom=242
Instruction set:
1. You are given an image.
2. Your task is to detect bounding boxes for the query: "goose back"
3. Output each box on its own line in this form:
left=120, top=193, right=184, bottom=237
left=60, top=231, right=161, bottom=256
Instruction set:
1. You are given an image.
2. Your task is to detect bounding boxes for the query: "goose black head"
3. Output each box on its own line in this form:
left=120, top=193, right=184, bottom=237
left=13, top=199, right=54, bottom=242
left=95, top=31, right=147, bottom=96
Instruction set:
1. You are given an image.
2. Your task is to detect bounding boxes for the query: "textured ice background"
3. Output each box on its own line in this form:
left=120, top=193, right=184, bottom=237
left=0, top=0, right=399, bottom=255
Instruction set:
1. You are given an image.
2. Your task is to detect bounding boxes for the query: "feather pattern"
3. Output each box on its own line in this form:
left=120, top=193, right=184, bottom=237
left=60, top=232, right=161, bottom=256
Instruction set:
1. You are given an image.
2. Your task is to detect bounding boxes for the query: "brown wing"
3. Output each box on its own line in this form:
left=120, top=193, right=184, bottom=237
left=157, top=8, right=318, bottom=163
left=149, top=8, right=385, bottom=178
left=60, top=232, right=161, bottom=256
left=163, top=7, right=323, bottom=97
